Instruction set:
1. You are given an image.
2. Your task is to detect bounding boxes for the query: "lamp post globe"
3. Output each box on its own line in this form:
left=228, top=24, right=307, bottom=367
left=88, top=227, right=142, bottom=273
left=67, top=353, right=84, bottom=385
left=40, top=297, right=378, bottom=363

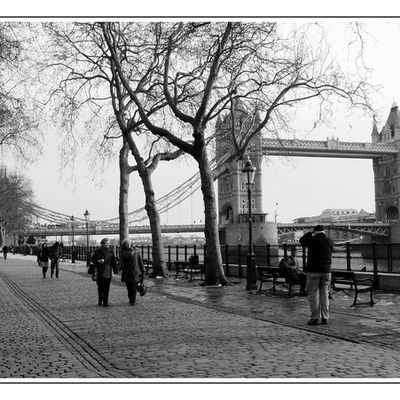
left=84, top=210, right=90, bottom=266
left=241, top=156, right=257, bottom=291
left=70, top=215, right=75, bottom=264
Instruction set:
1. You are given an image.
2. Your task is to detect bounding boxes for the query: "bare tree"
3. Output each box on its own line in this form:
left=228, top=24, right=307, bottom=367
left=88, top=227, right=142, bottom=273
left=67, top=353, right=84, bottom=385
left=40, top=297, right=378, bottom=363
left=0, top=23, right=41, bottom=165
left=0, top=166, right=35, bottom=245
left=100, top=21, right=373, bottom=286
left=41, top=22, right=183, bottom=277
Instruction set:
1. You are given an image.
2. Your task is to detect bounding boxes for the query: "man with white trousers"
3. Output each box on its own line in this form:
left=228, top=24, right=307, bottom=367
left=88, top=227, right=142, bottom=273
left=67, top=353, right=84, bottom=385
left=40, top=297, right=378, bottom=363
left=299, top=225, right=334, bottom=326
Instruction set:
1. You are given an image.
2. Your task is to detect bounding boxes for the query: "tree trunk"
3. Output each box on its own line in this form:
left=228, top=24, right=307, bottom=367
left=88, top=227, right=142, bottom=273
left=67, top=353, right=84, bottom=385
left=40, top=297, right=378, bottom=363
left=119, top=139, right=130, bottom=244
left=197, top=146, right=228, bottom=286
left=139, top=168, right=168, bottom=277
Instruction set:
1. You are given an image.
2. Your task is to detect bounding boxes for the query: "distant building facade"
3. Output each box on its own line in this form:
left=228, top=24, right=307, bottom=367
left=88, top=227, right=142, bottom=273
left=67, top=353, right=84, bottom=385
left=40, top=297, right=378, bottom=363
left=288, top=208, right=375, bottom=243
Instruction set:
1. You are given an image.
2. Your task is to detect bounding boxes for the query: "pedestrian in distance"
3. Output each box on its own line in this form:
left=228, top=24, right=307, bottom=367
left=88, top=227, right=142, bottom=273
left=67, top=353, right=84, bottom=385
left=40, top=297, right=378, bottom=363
left=91, top=238, right=118, bottom=307
left=50, top=241, right=63, bottom=278
left=299, top=225, right=334, bottom=326
left=119, top=241, right=145, bottom=306
left=37, top=243, right=50, bottom=279
left=278, top=247, right=307, bottom=296
left=2, top=245, right=8, bottom=260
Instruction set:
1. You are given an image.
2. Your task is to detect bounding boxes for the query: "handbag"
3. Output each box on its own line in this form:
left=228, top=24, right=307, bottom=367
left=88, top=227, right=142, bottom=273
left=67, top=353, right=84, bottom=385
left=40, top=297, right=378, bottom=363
left=137, top=280, right=147, bottom=296
left=88, top=263, right=95, bottom=275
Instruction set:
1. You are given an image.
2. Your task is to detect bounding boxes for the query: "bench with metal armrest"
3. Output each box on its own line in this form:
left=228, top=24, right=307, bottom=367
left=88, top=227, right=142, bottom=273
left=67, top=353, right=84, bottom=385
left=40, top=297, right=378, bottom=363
left=331, top=270, right=375, bottom=307
left=174, top=255, right=204, bottom=281
left=257, top=266, right=303, bottom=295
left=142, top=259, right=153, bottom=275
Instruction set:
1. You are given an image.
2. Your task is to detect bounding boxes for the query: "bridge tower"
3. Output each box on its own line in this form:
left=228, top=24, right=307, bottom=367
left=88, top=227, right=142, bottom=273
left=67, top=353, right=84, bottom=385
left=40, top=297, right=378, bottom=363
left=215, top=100, right=278, bottom=246
left=373, top=104, right=400, bottom=221
left=373, top=104, right=400, bottom=241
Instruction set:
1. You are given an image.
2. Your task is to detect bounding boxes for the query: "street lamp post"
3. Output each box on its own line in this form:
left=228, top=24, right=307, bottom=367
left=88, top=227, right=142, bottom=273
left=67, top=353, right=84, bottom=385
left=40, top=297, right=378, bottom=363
left=84, top=210, right=90, bottom=266
left=70, top=215, right=75, bottom=264
left=242, top=156, right=257, bottom=291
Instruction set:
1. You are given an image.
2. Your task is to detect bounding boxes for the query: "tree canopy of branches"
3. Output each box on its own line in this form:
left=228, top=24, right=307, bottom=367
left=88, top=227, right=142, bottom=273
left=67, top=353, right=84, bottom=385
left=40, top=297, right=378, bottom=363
left=0, top=23, right=41, bottom=164
left=41, top=22, right=184, bottom=277
left=0, top=166, right=34, bottom=245
left=98, top=21, right=373, bottom=285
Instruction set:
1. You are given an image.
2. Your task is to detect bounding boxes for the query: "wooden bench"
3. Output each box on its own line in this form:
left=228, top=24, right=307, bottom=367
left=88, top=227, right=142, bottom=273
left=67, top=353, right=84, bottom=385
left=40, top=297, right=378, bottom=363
left=174, top=260, right=204, bottom=281
left=142, top=259, right=153, bottom=275
left=257, top=266, right=302, bottom=295
left=331, top=270, right=375, bottom=307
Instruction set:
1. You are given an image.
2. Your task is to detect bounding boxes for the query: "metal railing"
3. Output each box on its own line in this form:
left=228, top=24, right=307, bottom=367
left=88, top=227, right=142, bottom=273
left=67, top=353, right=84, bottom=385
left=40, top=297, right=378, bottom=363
left=17, top=242, right=400, bottom=280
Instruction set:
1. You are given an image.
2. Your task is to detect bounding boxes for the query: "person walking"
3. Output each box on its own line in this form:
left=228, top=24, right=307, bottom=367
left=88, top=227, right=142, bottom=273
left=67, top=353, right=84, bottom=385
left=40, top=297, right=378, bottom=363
left=50, top=241, right=63, bottom=278
left=2, top=245, right=8, bottom=260
left=299, top=225, right=334, bottom=326
left=91, top=238, right=118, bottom=307
left=37, top=243, right=50, bottom=278
left=119, top=241, right=145, bottom=306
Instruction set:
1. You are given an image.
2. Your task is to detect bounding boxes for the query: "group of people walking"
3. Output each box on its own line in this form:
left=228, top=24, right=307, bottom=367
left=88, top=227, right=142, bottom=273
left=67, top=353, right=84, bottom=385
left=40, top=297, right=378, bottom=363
left=37, top=241, right=63, bottom=279
left=36, top=237, right=144, bottom=308
left=279, top=224, right=334, bottom=326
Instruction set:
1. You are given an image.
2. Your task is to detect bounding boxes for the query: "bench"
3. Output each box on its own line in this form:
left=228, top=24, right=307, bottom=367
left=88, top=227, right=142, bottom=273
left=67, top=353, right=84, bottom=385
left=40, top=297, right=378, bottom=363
left=142, top=259, right=153, bottom=275
left=330, top=270, right=375, bottom=307
left=257, top=266, right=302, bottom=296
left=174, top=259, right=204, bottom=281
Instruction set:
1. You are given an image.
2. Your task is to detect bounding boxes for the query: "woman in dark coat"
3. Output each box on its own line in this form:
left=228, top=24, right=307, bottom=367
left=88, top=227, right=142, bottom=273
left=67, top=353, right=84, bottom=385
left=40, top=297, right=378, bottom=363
left=119, top=241, right=144, bottom=305
left=37, top=243, right=50, bottom=278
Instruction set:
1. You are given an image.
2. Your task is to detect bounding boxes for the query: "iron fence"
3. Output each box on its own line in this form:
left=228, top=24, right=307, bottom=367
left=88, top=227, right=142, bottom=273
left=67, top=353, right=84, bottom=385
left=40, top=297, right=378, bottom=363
left=17, top=242, right=400, bottom=279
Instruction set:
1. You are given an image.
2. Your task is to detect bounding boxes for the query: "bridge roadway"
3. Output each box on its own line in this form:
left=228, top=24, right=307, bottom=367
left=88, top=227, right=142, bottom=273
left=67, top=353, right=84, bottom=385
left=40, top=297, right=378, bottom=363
left=24, top=222, right=390, bottom=238
left=262, top=137, right=398, bottom=158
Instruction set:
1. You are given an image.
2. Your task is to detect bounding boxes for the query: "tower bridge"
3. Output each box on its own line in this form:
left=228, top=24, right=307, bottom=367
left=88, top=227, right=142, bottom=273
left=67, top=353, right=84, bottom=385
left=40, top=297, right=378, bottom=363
left=24, top=222, right=390, bottom=239
left=20, top=103, right=400, bottom=244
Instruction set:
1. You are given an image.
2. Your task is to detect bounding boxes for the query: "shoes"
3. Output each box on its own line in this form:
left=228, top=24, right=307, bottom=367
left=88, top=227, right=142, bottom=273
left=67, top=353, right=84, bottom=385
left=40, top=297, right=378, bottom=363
left=307, top=319, right=319, bottom=326
left=103, top=304, right=109, bottom=307
left=129, top=302, right=135, bottom=306
left=322, top=318, right=328, bottom=325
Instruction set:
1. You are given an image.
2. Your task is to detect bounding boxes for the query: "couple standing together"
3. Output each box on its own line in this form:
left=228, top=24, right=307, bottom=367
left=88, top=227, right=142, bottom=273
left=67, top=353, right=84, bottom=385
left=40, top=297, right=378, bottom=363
left=299, top=225, right=334, bottom=326
left=91, top=238, right=144, bottom=307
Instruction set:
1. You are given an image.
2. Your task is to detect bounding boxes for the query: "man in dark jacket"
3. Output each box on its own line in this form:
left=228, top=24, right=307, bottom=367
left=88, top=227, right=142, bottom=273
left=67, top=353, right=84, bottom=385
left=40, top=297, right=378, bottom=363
left=50, top=241, right=63, bottom=278
left=299, top=225, right=334, bottom=326
left=91, top=238, right=118, bottom=307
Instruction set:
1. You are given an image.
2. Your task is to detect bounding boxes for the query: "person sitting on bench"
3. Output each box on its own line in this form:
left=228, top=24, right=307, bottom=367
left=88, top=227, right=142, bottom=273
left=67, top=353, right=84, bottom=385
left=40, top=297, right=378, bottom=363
left=279, top=247, right=307, bottom=296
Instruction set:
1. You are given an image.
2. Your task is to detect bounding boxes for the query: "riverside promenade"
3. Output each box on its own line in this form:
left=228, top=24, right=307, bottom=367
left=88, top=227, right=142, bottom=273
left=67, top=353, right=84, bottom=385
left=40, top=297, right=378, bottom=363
left=2, top=254, right=400, bottom=381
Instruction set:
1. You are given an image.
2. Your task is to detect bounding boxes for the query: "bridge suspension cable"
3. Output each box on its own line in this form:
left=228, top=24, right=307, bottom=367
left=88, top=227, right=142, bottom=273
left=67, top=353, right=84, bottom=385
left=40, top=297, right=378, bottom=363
left=30, top=159, right=216, bottom=226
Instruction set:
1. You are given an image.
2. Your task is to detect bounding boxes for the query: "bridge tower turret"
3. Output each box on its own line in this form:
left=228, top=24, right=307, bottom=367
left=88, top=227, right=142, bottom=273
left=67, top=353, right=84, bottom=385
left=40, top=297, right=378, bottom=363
left=373, top=104, right=400, bottom=227
left=215, top=100, right=277, bottom=246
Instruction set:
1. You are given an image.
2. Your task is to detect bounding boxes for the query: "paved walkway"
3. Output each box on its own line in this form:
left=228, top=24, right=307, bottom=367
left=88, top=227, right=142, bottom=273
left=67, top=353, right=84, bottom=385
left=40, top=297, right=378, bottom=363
left=2, top=254, right=400, bottom=381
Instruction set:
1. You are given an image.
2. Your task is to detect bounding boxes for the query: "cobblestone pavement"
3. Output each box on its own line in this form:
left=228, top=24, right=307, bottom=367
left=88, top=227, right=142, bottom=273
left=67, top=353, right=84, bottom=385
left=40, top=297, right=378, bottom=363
left=2, top=254, right=400, bottom=380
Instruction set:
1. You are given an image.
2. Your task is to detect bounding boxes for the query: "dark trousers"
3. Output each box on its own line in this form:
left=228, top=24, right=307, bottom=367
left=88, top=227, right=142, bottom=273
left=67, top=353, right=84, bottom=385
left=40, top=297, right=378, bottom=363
left=97, top=278, right=111, bottom=306
left=126, top=281, right=137, bottom=304
left=51, top=258, right=59, bottom=278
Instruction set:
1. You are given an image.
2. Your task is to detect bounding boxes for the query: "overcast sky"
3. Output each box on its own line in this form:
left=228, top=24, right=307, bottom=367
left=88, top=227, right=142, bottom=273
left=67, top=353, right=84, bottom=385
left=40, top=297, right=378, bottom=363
left=4, top=17, right=400, bottom=225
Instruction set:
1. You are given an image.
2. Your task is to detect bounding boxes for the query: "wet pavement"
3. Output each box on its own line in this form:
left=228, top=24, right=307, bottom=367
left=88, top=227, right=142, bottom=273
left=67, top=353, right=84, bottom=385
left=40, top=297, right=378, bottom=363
left=2, top=254, right=400, bottom=381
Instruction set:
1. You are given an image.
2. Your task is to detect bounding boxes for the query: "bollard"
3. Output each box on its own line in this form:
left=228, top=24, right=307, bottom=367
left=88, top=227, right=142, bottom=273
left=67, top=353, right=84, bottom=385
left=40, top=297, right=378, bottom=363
left=225, top=244, right=230, bottom=277
left=346, top=242, right=351, bottom=271
left=373, top=242, right=379, bottom=290
left=238, top=244, right=242, bottom=278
